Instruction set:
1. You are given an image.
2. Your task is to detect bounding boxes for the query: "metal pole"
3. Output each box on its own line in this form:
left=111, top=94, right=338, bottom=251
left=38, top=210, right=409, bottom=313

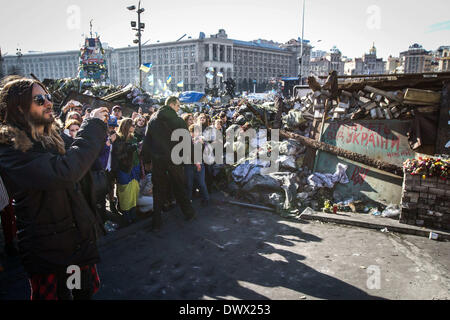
left=138, top=1, right=142, bottom=88
left=299, top=0, right=305, bottom=85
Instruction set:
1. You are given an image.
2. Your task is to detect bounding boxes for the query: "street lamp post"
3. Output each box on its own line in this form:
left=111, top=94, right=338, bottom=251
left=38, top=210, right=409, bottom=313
left=128, top=2, right=145, bottom=88
left=299, top=0, right=306, bottom=85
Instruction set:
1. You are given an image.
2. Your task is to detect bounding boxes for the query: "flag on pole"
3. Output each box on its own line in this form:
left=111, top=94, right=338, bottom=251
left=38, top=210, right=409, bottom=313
left=163, top=84, right=168, bottom=91
left=206, top=73, right=214, bottom=80
left=217, top=72, right=224, bottom=78
left=140, top=63, right=153, bottom=73
left=177, top=80, right=184, bottom=87
left=166, top=75, right=172, bottom=84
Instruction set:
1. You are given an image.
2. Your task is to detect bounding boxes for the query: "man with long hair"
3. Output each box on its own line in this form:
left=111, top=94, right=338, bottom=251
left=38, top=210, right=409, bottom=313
left=0, top=77, right=109, bottom=300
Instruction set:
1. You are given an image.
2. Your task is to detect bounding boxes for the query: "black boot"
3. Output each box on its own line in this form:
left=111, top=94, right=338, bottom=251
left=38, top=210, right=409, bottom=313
left=152, top=212, right=162, bottom=231
left=4, top=242, right=19, bottom=257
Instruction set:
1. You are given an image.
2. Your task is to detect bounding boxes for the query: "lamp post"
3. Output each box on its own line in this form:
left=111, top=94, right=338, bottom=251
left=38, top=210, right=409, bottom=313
left=299, top=0, right=306, bottom=85
left=128, top=2, right=145, bottom=88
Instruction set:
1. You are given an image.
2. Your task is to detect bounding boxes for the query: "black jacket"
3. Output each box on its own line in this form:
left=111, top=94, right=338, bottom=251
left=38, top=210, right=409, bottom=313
left=142, top=105, right=190, bottom=164
left=0, top=118, right=107, bottom=274
left=112, top=135, right=138, bottom=174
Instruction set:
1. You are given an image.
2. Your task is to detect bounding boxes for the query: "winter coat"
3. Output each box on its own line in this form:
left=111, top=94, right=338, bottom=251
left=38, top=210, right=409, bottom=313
left=112, top=135, right=139, bottom=174
left=141, top=105, right=189, bottom=164
left=0, top=118, right=107, bottom=275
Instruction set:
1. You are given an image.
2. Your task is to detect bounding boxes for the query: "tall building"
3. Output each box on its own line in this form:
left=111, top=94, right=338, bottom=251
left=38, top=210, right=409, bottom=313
left=434, top=46, right=450, bottom=72
left=309, top=46, right=345, bottom=77
left=400, top=43, right=432, bottom=74
left=344, top=43, right=385, bottom=75
left=439, top=48, right=450, bottom=72
left=1, top=50, right=80, bottom=81
left=386, top=55, right=402, bottom=74
left=2, top=29, right=302, bottom=93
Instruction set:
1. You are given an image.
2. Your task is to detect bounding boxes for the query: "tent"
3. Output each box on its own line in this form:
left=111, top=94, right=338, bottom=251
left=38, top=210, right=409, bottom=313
left=179, top=91, right=205, bottom=103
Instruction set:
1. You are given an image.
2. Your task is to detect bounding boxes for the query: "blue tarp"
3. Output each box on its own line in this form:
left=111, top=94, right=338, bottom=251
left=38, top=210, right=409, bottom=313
left=179, top=91, right=205, bottom=103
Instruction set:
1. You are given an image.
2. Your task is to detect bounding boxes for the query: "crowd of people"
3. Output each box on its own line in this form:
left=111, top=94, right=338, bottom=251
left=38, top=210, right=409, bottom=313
left=0, top=76, right=236, bottom=300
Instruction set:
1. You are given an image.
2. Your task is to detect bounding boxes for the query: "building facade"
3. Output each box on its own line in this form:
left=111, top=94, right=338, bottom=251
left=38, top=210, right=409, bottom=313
left=386, top=55, right=401, bottom=74
left=1, top=49, right=80, bottom=81
left=344, top=44, right=385, bottom=75
left=400, top=43, right=432, bottom=74
left=2, top=29, right=303, bottom=93
left=309, top=46, right=345, bottom=77
left=439, top=48, right=450, bottom=72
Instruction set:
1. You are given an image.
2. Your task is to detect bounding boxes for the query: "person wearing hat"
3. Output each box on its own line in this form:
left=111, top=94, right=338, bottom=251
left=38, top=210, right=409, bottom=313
left=111, top=106, right=123, bottom=121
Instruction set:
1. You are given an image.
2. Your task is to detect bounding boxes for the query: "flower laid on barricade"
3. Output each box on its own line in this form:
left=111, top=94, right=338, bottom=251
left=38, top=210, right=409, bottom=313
left=403, top=157, right=449, bottom=180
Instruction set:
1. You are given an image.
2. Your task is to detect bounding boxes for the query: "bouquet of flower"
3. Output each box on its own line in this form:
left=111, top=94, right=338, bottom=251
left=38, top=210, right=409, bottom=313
left=403, top=157, right=449, bottom=180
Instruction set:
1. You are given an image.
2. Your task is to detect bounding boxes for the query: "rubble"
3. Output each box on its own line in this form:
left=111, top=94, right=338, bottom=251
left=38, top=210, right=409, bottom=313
left=300, top=77, right=442, bottom=122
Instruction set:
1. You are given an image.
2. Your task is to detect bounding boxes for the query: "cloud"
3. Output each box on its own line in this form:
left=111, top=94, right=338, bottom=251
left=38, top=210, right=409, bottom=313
left=426, top=20, right=450, bottom=33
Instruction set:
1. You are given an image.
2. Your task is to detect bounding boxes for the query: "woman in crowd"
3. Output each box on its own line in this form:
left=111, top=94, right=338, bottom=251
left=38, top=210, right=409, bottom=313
left=61, top=119, right=81, bottom=149
left=133, top=115, right=147, bottom=143
left=196, top=113, right=214, bottom=192
left=181, top=113, right=194, bottom=129
left=65, top=111, right=83, bottom=125
left=112, top=118, right=141, bottom=225
left=185, top=124, right=209, bottom=207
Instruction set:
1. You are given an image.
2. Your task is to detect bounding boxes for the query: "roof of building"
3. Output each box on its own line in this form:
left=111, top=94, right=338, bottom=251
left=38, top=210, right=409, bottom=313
left=231, top=39, right=288, bottom=52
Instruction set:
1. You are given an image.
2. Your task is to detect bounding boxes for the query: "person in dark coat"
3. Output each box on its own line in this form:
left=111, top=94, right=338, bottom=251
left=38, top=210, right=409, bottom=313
left=142, top=96, right=196, bottom=231
left=0, top=78, right=109, bottom=300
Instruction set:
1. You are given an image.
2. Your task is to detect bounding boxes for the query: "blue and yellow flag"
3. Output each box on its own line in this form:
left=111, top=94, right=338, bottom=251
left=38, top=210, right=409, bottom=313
left=177, top=80, right=184, bottom=87
left=140, top=63, right=153, bottom=73
left=166, top=75, right=172, bottom=84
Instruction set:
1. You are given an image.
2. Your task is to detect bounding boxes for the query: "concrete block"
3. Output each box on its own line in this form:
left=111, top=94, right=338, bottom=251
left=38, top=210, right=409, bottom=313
left=429, top=188, right=446, bottom=196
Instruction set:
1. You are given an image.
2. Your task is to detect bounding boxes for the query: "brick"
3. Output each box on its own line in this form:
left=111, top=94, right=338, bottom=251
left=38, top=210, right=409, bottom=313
left=420, top=193, right=429, bottom=199
left=429, top=188, right=446, bottom=196
left=438, top=180, right=447, bottom=187
left=422, top=181, right=437, bottom=188
left=413, top=185, right=428, bottom=193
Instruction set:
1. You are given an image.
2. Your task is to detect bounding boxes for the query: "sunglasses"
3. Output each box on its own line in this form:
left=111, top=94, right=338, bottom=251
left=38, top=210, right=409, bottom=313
left=33, top=94, right=52, bottom=106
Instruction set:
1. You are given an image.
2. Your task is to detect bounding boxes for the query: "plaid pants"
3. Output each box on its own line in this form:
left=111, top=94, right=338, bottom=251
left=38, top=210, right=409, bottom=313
left=30, top=265, right=100, bottom=300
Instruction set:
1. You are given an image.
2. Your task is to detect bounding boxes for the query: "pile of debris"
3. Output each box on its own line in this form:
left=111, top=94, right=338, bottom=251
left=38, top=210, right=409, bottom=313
left=43, top=78, right=160, bottom=111
left=300, top=75, right=442, bottom=122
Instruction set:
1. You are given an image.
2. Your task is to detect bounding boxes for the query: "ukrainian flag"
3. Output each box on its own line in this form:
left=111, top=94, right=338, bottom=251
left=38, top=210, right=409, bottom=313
left=140, top=63, right=152, bottom=73
left=166, top=75, right=172, bottom=84
left=177, top=80, right=184, bottom=87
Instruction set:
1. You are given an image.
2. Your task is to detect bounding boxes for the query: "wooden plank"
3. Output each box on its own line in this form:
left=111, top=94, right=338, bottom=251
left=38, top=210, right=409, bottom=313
left=404, top=88, right=441, bottom=104
left=364, top=85, right=403, bottom=102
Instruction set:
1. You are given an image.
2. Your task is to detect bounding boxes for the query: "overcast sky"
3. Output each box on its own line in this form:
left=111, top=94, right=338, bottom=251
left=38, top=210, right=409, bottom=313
left=1, top=0, right=449, bottom=59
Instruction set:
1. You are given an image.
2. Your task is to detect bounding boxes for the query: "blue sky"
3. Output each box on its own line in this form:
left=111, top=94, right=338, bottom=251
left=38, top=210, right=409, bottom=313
left=1, top=0, right=449, bottom=59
